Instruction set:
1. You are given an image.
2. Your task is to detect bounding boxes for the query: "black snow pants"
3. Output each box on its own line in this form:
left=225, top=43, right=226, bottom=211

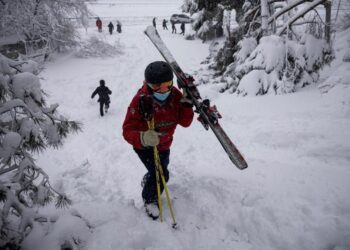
left=134, top=148, right=170, bottom=204
left=99, top=100, right=110, bottom=116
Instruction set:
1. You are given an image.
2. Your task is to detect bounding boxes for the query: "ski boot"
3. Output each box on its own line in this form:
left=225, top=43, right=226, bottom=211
left=141, top=173, right=150, bottom=188
left=144, top=201, right=159, bottom=220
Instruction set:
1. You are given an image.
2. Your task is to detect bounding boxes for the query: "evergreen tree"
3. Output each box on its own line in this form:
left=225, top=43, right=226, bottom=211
left=0, top=53, right=88, bottom=248
left=183, top=0, right=334, bottom=95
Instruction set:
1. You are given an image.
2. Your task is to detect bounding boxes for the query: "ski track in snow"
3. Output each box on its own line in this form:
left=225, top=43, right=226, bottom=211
left=34, top=3, right=350, bottom=250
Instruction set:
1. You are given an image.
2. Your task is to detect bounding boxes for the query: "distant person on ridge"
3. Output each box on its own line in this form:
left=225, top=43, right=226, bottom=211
left=152, top=17, right=156, bottom=28
left=116, top=21, right=122, bottom=33
left=108, top=22, right=114, bottom=35
left=91, top=80, right=112, bottom=117
left=122, top=61, right=194, bottom=219
left=171, top=20, right=176, bottom=34
left=96, top=17, right=102, bottom=32
left=162, top=19, right=168, bottom=30
left=180, top=22, right=185, bottom=35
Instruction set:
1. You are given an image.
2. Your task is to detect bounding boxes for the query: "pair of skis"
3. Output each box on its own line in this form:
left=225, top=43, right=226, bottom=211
left=144, top=26, right=248, bottom=170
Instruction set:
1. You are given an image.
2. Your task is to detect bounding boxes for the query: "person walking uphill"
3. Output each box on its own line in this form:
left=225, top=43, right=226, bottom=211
left=152, top=17, right=156, bottom=28
left=91, top=80, right=112, bottom=116
left=122, top=61, right=194, bottom=219
left=171, top=20, right=177, bottom=34
left=116, top=21, right=122, bottom=33
left=96, top=17, right=102, bottom=32
left=162, top=19, right=168, bottom=30
left=180, top=22, right=185, bottom=35
left=108, top=22, right=114, bottom=35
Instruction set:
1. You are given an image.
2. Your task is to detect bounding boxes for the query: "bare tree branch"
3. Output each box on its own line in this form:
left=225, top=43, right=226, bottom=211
left=0, top=164, right=20, bottom=175
left=268, top=0, right=287, bottom=4
left=268, top=0, right=314, bottom=24
left=278, top=0, right=327, bottom=36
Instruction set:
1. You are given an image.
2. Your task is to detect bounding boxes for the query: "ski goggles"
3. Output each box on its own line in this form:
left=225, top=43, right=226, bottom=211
left=147, top=80, right=173, bottom=93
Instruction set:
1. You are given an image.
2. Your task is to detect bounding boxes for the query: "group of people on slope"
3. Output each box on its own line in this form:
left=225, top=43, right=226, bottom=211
left=153, top=17, right=186, bottom=35
left=96, top=17, right=122, bottom=34
left=97, top=16, right=185, bottom=36
left=91, top=61, right=194, bottom=219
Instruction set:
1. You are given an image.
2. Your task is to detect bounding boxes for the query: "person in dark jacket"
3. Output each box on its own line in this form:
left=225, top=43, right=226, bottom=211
left=162, top=19, right=168, bottom=30
left=91, top=79, right=112, bottom=116
left=171, top=20, right=176, bottom=34
left=107, top=22, right=114, bottom=35
left=152, top=17, right=156, bottom=28
left=122, top=61, right=194, bottom=219
left=180, top=22, right=185, bottom=35
left=116, top=21, right=122, bottom=33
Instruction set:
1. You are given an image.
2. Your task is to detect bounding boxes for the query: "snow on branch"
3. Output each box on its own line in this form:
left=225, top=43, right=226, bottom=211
left=0, top=53, right=89, bottom=248
left=268, top=0, right=316, bottom=24
left=0, top=99, right=29, bottom=114
left=219, top=31, right=333, bottom=96
left=278, top=0, right=327, bottom=36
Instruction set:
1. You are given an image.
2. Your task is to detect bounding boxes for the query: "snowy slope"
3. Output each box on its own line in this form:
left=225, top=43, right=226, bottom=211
left=30, top=2, right=350, bottom=250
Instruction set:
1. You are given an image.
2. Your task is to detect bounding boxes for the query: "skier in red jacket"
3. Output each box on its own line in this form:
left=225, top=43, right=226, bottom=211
left=122, top=61, right=194, bottom=219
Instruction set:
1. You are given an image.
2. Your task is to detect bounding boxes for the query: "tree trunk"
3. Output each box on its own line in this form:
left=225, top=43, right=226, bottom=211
left=261, top=0, right=269, bottom=35
left=324, top=0, right=331, bottom=43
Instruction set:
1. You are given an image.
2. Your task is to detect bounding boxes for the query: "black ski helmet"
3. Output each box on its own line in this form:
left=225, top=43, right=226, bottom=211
left=144, top=61, right=173, bottom=84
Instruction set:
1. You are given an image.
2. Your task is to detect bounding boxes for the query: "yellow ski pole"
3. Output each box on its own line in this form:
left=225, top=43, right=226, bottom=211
left=154, top=154, right=163, bottom=222
left=155, top=153, right=177, bottom=228
left=147, top=118, right=177, bottom=227
left=147, top=119, right=163, bottom=222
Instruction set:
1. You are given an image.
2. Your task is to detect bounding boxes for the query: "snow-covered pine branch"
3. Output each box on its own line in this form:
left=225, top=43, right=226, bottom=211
left=219, top=32, right=333, bottom=95
left=0, top=53, right=90, bottom=249
left=268, top=0, right=315, bottom=24
left=190, top=0, right=335, bottom=96
left=278, top=0, right=327, bottom=36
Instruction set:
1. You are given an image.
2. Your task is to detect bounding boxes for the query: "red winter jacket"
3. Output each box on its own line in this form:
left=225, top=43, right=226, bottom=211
left=122, top=83, right=194, bottom=151
left=96, top=19, right=102, bottom=28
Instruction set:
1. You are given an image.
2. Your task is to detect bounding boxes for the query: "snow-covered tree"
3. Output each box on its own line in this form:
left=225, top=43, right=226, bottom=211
left=220, top=34, right=333, bottom=95
left=0, top=0, right=90, bottom=58
left=0, top=53, right=91, bottom=249
left=192, top=0, right=335, bottom=96
left=182, top=0, right=237, bottom=42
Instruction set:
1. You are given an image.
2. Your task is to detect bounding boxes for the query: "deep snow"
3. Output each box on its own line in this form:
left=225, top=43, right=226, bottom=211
left=29, top=1, right=350, bottom=249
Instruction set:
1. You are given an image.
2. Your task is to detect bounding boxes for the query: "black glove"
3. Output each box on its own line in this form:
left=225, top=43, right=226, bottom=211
left=139, top=95, right=153, bottom=121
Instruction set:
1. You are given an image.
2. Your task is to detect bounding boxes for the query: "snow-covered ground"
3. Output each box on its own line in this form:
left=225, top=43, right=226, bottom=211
left=29, top=1, right=350, bottom=250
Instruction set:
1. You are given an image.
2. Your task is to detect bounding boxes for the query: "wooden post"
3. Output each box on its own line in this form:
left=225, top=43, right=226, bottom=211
left=324, top=0, right=331, bottom=44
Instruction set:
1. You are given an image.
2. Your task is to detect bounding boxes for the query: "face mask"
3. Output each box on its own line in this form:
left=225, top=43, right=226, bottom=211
left=153, top=91, right=171, bottom=102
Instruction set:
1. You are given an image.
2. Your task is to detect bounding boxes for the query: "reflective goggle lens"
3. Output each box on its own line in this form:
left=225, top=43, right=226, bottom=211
left=147, top=80, right=173, bottom=93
